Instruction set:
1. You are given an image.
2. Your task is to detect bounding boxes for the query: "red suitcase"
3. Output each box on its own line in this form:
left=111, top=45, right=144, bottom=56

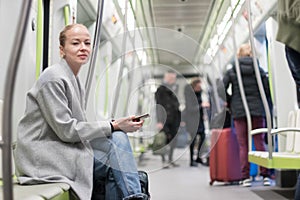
left=209, top=128, right=242, bottom=185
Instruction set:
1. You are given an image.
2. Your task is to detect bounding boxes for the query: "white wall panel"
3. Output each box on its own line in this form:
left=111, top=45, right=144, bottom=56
left=266, top=18, right=298, bottom=151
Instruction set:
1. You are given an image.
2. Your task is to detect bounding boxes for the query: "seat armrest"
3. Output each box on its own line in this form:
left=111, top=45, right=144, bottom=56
left=271, top=128, right=300, bottom=135
left=250, top=127, right=300, bottom=136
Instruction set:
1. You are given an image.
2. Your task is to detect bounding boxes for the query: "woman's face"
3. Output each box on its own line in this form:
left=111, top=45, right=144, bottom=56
left=60, top=25, right=91, bottom=68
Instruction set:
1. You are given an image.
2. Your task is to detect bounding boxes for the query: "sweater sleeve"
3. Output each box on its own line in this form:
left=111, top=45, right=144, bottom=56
left=36, top=81, right=111, bottom=143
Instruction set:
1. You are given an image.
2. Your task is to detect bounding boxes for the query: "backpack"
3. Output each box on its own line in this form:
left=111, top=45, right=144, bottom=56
left=138, top=171, right=150, bottom=199
left=152, top=131, right=168, bottom=155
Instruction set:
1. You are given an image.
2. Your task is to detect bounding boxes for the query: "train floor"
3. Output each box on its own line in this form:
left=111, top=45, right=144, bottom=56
left=137, top=148, right=295, bottom=200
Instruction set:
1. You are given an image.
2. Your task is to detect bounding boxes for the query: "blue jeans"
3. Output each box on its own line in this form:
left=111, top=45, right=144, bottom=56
left=91, top=131, right=147, bottom=200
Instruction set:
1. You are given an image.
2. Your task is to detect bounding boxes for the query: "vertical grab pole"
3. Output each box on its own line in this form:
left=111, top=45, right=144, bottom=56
left=246, top=0, right=273, bottom=159
left=123, top=44, right=136, bottom=116
left=2, top=1, right=33, bottom=200
left=123, top=8, right=137, bottom=117
left=63, top=5, right=70, bottom=25
left=231, top=19, right=253, bottom=154
left=85, top=0, right=105, bottom=107
left=36, top=0, right=43, bottom=79
left=111, top=0, right=129, bottom=119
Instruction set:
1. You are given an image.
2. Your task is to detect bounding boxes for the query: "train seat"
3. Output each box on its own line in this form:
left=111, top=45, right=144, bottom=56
left=249, top=109, right=300, bottom=169
left=0, top=100, right=71, bottom=200
left=0, top=181, right=70, bottom=200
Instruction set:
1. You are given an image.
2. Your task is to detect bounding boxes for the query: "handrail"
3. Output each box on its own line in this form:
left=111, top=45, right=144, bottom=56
left=2, top=1, right=33, bottom=200
left=250, top=128, right=268, bottom=135
left=250, top=127, right=300, bottom=136
left=35, top=0, right=43, bottom=79
left=246, top=0, right=273, bottom=159
left=123, top=42, right=136, bottom=116
left=63, top=5, right=70, bottom=25
left=85, top=0, right=105, bottom=107
left=117, top=0, right=146, bottom=117
left=111, top=0, right=129, bottom=119
left=231, top=16, right=253, bottom=150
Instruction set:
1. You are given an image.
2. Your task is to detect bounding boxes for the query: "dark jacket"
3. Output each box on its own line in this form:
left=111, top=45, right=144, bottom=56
left=155, top=83, right=181, bottom=135
left=223, top=57, right=270, bottom=119
left=183, top=84, right=204, bottom=135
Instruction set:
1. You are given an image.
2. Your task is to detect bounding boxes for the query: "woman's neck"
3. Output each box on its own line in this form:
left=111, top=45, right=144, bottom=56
left=65, top=59, right=81, bottom=76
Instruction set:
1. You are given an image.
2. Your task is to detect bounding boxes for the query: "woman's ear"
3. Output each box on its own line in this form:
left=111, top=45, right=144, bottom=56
left=59, top=45, right=65, bottom=58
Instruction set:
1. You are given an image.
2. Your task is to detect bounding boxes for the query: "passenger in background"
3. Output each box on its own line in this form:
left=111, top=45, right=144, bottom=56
left=276, top=1, right=300, bottom=198
left=155, top=70, right=181, bottom=167
left=223, top=43, right=271, bottom=187
left=183, top=78, right=209, bottom=167
left=14, top=24, right=148, bottom=200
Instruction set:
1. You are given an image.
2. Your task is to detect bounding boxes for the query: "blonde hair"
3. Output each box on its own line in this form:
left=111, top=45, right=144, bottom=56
left=59, top=24, right=87, bottom=47
left=237, top=43, right=252, bottom=58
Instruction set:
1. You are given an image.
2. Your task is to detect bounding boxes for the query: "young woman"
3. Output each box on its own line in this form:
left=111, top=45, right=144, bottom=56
left=15, top=24, right=148, bottom=200
left=223, top=43, right=271, bottom=187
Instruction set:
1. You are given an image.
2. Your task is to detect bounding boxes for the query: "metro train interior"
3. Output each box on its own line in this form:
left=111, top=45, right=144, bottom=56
left=0, top=0, right=299, bottom=199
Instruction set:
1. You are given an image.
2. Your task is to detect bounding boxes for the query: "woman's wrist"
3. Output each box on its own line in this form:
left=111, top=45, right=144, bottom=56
left=111, top=121, right=120, bottom=132
left=109, top=122, right=115, bottom=133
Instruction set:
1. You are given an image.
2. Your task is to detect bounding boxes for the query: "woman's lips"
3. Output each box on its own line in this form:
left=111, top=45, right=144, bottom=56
left=78, top=54, right=88, bottom=59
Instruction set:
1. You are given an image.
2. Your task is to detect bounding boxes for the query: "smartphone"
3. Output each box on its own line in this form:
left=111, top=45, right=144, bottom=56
left=132, top=113, right=150, bottom=122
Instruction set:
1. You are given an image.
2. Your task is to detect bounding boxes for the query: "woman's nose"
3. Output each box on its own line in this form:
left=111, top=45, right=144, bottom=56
left=80, top=43, right=89, bottom=51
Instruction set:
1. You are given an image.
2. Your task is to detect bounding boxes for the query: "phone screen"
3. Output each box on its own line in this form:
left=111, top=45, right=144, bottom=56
left=132, top=113, right=150, bottom=122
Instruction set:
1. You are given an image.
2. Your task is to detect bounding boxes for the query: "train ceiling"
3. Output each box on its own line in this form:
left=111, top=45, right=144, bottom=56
left=137, top=0, right=215, bottom=72
left=78, top=0, right=220, bottom=74
left=77, top=0, right=277, bottom=75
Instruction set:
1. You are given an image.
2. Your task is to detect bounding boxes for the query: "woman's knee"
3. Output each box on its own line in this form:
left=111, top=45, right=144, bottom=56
left=111, top=131, right=129, bottom=142
left=111, top=131, right=132, bottom=150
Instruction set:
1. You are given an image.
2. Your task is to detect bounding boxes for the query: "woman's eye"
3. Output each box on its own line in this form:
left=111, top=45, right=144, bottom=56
left=72, top=42, right=79, bottom=45
left=85, top=42, right=91, bottom=46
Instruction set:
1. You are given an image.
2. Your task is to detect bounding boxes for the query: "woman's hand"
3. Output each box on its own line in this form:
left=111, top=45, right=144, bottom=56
left=112, top=116, right=143, bottom=133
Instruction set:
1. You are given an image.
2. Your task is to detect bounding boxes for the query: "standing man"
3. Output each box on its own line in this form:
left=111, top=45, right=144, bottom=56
left=155, top=70, right=181, bottom=167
